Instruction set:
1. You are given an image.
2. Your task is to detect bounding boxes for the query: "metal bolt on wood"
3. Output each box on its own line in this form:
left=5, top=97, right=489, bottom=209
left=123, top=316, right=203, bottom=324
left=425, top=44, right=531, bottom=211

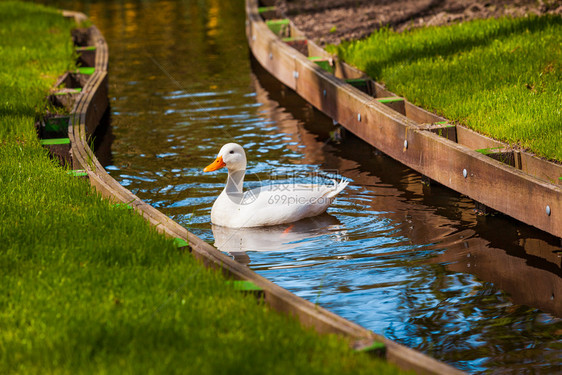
left=463, top=169, right=468, bottom=178
left=546, top=205, right=551, bottom=216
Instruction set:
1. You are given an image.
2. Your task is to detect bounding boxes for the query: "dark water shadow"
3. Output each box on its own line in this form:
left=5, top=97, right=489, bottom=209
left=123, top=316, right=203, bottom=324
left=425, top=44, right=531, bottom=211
left=92, top=106, right=114, bottom=167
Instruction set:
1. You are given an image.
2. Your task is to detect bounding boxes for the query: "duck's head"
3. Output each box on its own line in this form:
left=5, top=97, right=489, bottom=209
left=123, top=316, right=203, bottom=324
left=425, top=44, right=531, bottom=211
left=203, top=143, right=247, bottom=173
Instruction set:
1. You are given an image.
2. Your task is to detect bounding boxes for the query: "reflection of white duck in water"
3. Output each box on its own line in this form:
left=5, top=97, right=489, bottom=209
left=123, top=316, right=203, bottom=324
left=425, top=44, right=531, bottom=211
left=212, top=214, right=345, bottom=252
left=203, top=143, right=349, bottom=228
left=212, top=214, right=348, bottom=265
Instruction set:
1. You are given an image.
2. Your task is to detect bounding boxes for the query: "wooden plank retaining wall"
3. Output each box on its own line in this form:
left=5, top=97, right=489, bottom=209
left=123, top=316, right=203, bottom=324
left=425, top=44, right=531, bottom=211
left=55, top=10, right=465, bottom=375
left=246, top=0, right=562, bottom=239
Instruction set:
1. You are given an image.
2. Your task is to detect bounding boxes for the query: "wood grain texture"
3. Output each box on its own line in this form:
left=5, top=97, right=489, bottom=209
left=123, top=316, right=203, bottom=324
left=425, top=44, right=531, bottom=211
left=246, top=0, right=561, bottom=239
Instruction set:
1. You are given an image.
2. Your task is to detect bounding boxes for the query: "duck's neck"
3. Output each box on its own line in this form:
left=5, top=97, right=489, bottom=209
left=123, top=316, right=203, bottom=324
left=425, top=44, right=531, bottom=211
left=225, top=168, right=245, bottom=195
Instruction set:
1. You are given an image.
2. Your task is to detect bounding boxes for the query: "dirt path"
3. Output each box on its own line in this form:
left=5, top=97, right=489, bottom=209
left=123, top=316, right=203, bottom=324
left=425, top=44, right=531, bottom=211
left=275, top=0, right=562, bottom=46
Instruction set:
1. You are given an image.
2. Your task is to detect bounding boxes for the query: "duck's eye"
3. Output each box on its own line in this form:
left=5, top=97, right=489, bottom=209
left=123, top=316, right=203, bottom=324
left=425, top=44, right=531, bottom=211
left=229, top=150, right=234, bottom=154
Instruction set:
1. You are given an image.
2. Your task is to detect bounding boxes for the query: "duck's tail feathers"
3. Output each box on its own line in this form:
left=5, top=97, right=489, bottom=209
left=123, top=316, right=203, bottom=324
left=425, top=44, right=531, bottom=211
left=327, top=178, right=349, bottom=198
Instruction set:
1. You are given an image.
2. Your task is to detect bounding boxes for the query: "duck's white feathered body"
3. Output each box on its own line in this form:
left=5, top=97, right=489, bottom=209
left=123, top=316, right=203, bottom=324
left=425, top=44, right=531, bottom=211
left=210, top=180, right=348, bottom=228
left=204, top=143, right=349, bottom=228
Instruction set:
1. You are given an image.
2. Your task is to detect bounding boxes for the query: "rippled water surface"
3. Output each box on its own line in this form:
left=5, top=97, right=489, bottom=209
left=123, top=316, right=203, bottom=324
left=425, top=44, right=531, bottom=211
left=55, top=0, right=561, bottom=372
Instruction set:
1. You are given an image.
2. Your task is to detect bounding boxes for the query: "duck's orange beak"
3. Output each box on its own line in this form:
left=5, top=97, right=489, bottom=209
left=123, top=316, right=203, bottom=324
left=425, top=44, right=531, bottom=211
left=203, top=155, right=226, bottom=172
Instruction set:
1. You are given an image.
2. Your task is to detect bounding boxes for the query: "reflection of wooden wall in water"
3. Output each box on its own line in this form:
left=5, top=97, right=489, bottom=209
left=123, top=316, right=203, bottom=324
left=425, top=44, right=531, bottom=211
left=430, top=237, right=561, bottom=317
left=251, top=62, right=468, bottom=245
left=251, top=59, right=562, bottom=318
left=251, top=60, right=324, bottom=167
left=518, top=238, right=561, bottom=268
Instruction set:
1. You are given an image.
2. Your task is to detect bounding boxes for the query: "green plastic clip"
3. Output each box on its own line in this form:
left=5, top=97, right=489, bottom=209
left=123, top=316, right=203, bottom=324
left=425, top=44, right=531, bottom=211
left=233, top=280, right=262, bottom=291
left=308, top=56, right=334, bottom=73
left=266, top=19, right=290, bottom=35
left=67, top=169, right=88, bottom=177
left=173, top=238, right=189, bottom=248
left=226, top=280, right=264, bottom=297
left=355, top=341, right=386, bottom=356
left=77, top=67, right=95, bottom=75
left=282, top=37, right=306, bottom=43
left=53, top=88, right=82, bottom=95
left=345, top=78, right=370, bottom=93
left=39, top=138, right=70, bottom=145
left=475, top=147, right=502, bottom=155
left=258, top=6, right=276, bottom=14
left=76, top=46, right=96, bottom=52
left=345, top=78, right=367, bottom=85
left=376, top=97, right=404, bottom=104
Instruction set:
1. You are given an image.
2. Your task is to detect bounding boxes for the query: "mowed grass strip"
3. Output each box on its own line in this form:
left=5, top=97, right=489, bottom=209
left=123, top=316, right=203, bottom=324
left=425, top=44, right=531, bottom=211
left=0, top=2, right=403, bottom=374
left=330, top=15, right=562, bottom=162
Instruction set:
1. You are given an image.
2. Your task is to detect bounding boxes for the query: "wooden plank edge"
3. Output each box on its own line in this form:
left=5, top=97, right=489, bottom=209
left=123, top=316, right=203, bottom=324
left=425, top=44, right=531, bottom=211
left=245, top=0, right=561, bottom=239
left=63, top=10, right=465, bottom=375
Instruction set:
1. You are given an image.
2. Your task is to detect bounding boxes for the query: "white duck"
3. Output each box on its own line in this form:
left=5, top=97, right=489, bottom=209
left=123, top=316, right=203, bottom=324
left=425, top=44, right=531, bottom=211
left=203, top=143, right=348, bottom=228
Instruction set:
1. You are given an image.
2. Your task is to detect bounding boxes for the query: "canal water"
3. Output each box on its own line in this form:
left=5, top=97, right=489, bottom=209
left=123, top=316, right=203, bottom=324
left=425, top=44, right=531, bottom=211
left=54, top=0, right=561, bottom=373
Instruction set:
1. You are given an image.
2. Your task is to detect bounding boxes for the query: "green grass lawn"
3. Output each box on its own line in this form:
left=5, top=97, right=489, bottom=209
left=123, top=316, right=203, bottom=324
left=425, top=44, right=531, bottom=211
left=0, top=2, right=404, bottom=373
left=329, top=15, right=562, bottom=162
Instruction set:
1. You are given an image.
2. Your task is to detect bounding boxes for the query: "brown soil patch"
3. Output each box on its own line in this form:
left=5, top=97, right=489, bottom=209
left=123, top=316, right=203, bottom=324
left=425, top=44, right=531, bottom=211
left=275, top=0, right=562, bottom=46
